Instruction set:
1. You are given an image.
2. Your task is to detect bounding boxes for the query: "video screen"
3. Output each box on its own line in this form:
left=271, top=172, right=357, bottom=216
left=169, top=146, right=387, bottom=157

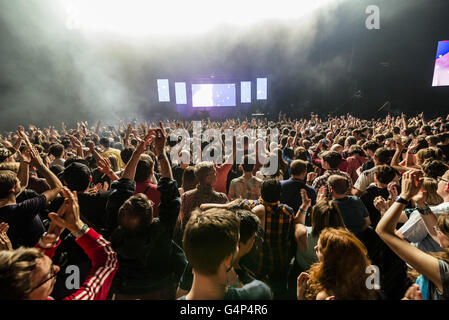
left=256, top=78, right=267, bottom=100
left=241, top=81, right=251, bottom=103
left=157, top=79, right=170, bottom=102
left=192, top=83, right=236, bottom=107
left=432, top=40, right=449, bottom=87
left=175, top=82, right=187, bottom=104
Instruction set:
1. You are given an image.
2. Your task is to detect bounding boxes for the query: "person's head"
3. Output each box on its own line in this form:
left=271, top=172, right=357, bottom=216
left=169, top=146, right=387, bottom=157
left=0, top=148, right=14, bottom=163
left=426, top=135, right=439, bottom=147
left=118, top=193, right=154, bottom=233
left=434, top=214, right=449, bottom=249
left=0, top=170, right=20, bottom=200
left=362, top=140, right=380, bottom=159
left=373, top=147, right=392, bottom=166
left=374, top=134, right=386, bottom=145
left=0, top=247, right=59, bottom=300
left=437, top=170, right=449, bottom=201
left=321, top=151, right=342, bottom=170
left=48, top=144, right=65, bottom=159
left=422, top=159, right=448, bottom=180
left=0, top=162, right=19, bottom=174
left=239, top=155, right=255, bottom=174
left=416, top=147, right=443, bottom=166
left=413, top=178, right=443, bottom=207
left=99, top=137, right=110, bottom=150
left=344, top=136, right=357, bottom=149
left=234, top=210, right=260, bottom=259
left=290, top=159, right=308, bottom=179
left=310, top=200, right=346, bottom=238
left=134, top=154, right=154, bottom=183
left=183, top=208, right=240, bottom=280
left=348, top=145, right=365, bottom=158
left=182, top=166, right=198, bottom=192
left=373, top=165, right=397, bottom=188
left=62, top=162, right=92, bottom=192
left=120, top=146, right=135, bottom=165
left=330, top=144, right=343, bottom=154
left=294, top=147, right=309, bottom=161
left=328, top=175, right=350, bottom=196
left=307, top=228, right=374, bottom=300
left=260, top=178, right=281, bottom=203
left=194, top=161, right=216, bottom=186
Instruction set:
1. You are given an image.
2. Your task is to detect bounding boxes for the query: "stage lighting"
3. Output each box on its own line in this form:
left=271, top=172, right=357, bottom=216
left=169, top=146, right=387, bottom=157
left=61, top=0, right=339, bottom=36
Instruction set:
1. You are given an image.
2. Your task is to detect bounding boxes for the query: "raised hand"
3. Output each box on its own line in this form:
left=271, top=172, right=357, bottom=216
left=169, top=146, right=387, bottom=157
left=0, top=222, right=12, bottom=251
left=29, top=146, right=44, bottom=168
left=297, top=272, right=310, bottom=300
left=374, top=196, right=389, bottom=214
left=400, top=170, right=424, bottom=201
left=48, top=187, right=85, bottom=237
left=402, top=284, right=423, bottom=300
left=307, top=172, right=318, bottom=184
left=317, top=186, right=328, bottom=202
left=300, top=189, right=311, bottom=211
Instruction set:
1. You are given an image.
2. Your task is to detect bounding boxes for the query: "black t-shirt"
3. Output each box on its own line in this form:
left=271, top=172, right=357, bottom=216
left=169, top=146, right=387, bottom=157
left=48, top=191, right=111, bottom=233
left=172, top=165, right=185, bottom=188
left=360, top=184, right=389, bottom=229
left=0, top=195, right=46, bottom=248
left=361, top=159, right=375, bottom=173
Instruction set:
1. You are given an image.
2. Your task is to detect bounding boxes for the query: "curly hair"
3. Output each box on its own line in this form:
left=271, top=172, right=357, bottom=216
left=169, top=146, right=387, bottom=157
left=304, top=228, right=377, bottom=300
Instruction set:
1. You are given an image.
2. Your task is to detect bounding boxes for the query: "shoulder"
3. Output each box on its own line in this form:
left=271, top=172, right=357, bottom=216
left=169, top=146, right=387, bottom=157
left=227, top=280, right=273, bottom=300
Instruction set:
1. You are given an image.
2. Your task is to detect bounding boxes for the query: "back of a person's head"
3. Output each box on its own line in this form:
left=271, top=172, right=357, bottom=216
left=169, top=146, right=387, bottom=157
left=120, top=146, right=135, bottom=164
left=422, top=177, right=444, bottom=206
left=0, top=247, right=44, bottom=300
left=62, top=162, right=92, bottom=192
left=135, top=154, right=154, bottom=183
left=307, top=227, right=374, bottom=300
left=118, top=193, right=153, bottom=233
left=290, top=159, right=307, bottom=177
left=48, top=143, right=64, bottom=158
left=49, top=164, right=65, bottom=178
left=322, top=151, right=342, bottom=169
left=348, top=145, right=365, bottom=157
left=182, top=166, right=198, bottom=191
left=235, top=209, right=260, bottom=243
left=0, top=170, right=18, bottom=199
left=374, top=147, right=392, bottom=165
left=362, top=140, right=380, bottom=153
left=426, top=135, right=439, bottom=146
left=422, top=159, right=448, bottom=179
left=374, top=165, right=397, bottom=185
left=183, top=208, right=240, bottom=276
left=311, top=200, right=346, bottom=237
left=99, top=137, right=110, bottom=148
left=328, top=175, right=350, bottom=195
left=194, top=161, right=214, bottom=184
left=345, top=136, right=357, bottom=147
left=0, top=162, right=20, bottom=174
left=416, top=147, right=443, bottom=164
left=294, top=147, right=309, bottom=161
left=261, top=178, right=281, bottom=203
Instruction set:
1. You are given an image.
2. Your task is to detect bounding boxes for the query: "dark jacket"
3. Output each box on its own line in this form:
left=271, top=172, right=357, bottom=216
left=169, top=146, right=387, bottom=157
left=110, top=178, right=187, bottom=295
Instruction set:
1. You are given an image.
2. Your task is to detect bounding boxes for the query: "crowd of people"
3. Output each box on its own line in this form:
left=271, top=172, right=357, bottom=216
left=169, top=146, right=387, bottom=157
left=0, top=112, right=448, bottom=300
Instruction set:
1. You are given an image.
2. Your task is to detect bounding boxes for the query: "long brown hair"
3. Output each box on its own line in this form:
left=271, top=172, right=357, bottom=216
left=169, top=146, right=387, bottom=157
left=305, top=228, right=377, bottom=300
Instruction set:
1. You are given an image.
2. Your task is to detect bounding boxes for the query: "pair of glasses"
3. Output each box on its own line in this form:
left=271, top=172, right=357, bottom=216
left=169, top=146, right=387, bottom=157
left=437, top=176, right=449, bottom=184
left=29, top=262, right=59, bottom=292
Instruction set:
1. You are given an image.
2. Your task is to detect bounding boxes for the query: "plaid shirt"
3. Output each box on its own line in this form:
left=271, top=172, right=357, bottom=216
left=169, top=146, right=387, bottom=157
left=311, top=169, right=353, bottom=198
left=245, top=198, right=295, bottom=277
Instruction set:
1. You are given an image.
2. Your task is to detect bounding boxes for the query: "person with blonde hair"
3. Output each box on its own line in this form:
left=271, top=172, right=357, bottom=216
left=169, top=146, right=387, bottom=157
left=297, top=227, right=378, bottom=300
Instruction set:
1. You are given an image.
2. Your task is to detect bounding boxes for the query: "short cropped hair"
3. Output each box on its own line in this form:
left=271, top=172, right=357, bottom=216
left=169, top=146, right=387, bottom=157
left=290, top=160, right=308, bottom=176
left=328, top=175, right=350, bottom=195
left=183, top=208, right=240, bottom=275
left=0, top=170, right=18, bottom=199
left=48, top=144, right=64, bottom=157
left=135, top=154, right=154, bottom=183
left=194, top=161, right=214, bottom=184
left=261, top=179, right=281, bottom=203
left=118, top=193, right=153, bottom=233
left=374, top=165, right=397, bottom=185
left=321, top=151, right=342, bottom=169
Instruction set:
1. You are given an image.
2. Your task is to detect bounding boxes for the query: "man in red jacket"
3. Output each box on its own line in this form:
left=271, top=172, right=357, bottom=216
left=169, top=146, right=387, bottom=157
left=0, top=187, right=118, bottom=300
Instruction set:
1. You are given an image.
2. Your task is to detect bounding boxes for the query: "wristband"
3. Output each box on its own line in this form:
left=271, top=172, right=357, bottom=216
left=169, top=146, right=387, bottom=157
left=299, top=208, right=308, bottom=215
left=157, top=153, right=167, bottom=161
left=395, top=196, right=409, bottom=205
left=71, top=224, right=89, bottom=238
left=416, top=204, right=432, bottom=215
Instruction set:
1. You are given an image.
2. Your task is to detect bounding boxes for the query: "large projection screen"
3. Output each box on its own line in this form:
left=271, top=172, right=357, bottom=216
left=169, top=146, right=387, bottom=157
left=432, top=40, right=449, bottom=87
left=192, top=83, right=236, bottom=107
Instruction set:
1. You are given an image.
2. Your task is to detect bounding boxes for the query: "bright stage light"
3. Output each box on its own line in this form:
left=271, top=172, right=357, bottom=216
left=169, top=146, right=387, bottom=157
left=62, top=0, right=338, bottom=36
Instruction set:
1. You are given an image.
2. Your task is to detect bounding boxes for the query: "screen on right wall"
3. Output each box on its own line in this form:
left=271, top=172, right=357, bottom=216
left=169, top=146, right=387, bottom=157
left=432, top=40, right=449, bottom=87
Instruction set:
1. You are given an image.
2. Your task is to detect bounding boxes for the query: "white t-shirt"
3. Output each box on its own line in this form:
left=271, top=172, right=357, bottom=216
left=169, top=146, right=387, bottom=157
left=399, top=202, right=449, bottom=252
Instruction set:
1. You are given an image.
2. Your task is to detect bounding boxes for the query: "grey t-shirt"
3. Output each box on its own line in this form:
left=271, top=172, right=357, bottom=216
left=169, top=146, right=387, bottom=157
left=429, top=260, right=449, bottom=300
